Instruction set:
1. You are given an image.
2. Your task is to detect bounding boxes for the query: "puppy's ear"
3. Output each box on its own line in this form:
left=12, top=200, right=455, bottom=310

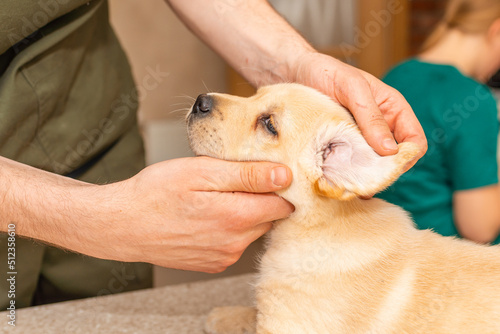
left=314, top=122, right=419, bottom=200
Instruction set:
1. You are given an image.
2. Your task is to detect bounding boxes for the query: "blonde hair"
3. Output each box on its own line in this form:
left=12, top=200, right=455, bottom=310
left=422, top=0, right=500, bottom=51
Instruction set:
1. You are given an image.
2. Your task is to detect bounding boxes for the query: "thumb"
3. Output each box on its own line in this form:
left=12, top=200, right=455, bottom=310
left=237, top=163, right=293, bottom=192
left=192, top=158, right=293, bottom=193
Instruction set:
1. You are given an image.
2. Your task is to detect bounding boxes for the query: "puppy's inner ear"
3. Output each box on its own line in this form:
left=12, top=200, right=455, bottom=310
left=315, top=126, right=419, bottom=200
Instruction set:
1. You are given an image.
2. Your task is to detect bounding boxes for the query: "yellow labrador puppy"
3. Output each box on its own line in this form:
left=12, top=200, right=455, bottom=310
left=186, top=83, right=500, bottom=334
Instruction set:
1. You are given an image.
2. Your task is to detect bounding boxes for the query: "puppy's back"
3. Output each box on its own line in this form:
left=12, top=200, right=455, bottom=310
left=402, top=232, right=500, bottom=333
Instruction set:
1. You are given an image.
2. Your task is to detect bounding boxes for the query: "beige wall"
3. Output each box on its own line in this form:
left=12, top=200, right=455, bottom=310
left=108, top=0, right=227, bottom=123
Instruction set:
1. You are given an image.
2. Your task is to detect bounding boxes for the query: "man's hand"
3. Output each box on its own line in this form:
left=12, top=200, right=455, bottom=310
left=1, top=156, right=293, bottom=273
left=292, top=52, right=427, bottom=170
left=98, top=157, right=294, bottom=273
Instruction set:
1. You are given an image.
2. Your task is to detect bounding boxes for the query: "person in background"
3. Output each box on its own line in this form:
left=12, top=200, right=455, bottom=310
left=378, top=0, right=500, bottom=244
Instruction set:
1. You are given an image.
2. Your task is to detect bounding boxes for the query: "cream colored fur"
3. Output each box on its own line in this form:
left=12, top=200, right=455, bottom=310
left=186, top=83, right=500, bottom=334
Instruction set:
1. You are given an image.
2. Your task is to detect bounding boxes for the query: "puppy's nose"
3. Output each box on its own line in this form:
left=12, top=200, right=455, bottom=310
left=192, top=94, right=213, bottom=116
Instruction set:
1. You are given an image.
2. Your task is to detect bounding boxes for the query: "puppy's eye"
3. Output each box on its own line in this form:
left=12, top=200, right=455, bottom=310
left=261, top=115, right=278, bottom=136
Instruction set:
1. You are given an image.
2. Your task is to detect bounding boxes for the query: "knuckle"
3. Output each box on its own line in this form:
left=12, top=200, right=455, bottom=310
left=207, top=265, right=227, bottom=274
left=220, top=258, right=235, bottom=270
left=365, top=112, right=389, bottom=129
left=367, top=110, right=386, bottom=122
left=234, top=212, right=255, bottom=229
left=218, top=242, right=246, bottom=266
left=420, top=140, right=429, bottom=156
left=223, top=241, right=246, bottom=257
left=239, top=165, right=260, bottom=192
left=220, top=206, right=249, bottom=231
left=344, top=74, right=368, bottom=91
left=226, top=219, right=246, bottom=233
left=222, top=252, right=242, bottom=268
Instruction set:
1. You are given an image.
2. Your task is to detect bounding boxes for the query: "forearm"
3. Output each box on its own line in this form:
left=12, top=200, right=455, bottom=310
left=0, top=156, right=113, bottom=257
left=165, top=0, right=315, bottom=87
left=454, top=184, right=500, bottom=243
left=457, top=221, right=500, bottom=244
left=457, top=219, right=500, bottom=244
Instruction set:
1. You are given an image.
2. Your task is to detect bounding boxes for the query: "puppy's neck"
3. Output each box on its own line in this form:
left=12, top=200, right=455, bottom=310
left=273, top=195, right=414, bottom=244
left=263, top=196, right=416, bottom=278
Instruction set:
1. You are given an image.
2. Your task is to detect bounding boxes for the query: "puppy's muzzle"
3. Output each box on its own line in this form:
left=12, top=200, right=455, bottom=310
left=191, top=94, right=213, bottom=118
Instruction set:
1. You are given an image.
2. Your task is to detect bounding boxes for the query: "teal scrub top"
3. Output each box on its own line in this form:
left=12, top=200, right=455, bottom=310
left=378, top=59, right=500, bottom=244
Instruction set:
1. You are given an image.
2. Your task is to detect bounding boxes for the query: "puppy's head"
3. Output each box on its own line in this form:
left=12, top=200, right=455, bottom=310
left=187, top=83, right=418, bottom=206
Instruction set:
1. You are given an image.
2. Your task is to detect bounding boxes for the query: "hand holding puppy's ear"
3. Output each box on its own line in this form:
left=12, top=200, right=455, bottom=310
left=291, top=52, right=427, bottom=168
left=314, top=122, right=420, bottom=201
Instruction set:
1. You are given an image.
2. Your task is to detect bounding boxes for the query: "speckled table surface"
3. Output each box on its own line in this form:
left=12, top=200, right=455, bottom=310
left=0, top=273, right=255, bottom=334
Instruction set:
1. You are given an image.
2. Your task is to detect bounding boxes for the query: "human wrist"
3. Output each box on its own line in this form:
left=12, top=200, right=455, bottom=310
left=54, top=179, right=140, bottom=261
left=85, top=179, right=141, bottom=261
left=251, top=37, right=317, bottom=87
left=285, top=48, right=321, bottom=84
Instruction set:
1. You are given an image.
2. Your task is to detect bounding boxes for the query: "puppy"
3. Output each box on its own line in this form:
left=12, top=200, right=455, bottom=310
left=186, top=83, right=500, bottom=334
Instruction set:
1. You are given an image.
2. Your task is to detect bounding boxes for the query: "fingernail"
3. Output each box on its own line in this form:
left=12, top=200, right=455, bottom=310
left=382, top=138, right=398, bottom=151
left=271, top=167, right=288, bottom=187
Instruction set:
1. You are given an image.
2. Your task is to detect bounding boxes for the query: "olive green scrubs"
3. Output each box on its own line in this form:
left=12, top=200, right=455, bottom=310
left=0, top=0, right=152, bottom=308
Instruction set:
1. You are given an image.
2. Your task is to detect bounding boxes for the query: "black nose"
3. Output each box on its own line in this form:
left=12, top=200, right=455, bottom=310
left=192, top=94, right=213, bottom=116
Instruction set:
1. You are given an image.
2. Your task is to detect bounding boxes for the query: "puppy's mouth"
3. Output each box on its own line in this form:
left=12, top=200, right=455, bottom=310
left=186, top=119, right=226, bottom=159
